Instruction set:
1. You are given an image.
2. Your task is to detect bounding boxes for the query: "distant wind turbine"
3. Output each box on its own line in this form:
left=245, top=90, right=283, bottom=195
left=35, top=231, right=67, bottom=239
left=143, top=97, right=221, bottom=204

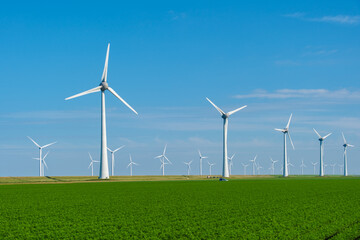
left=198, top=150, right=208, bottom=176
left=313, top=128, right=332, bottom=177
left=155, top=144, right=171, bottom=176
left=33, top=151, right=50, bottom=176
left=184, top=161, right=193, bottom=176
left=342, top=132, right=354, bottom=176
left=65, top=44, right=138, bottom=179
left=300, top=159, right=306, bottom=175
left=206, top=97, right=247, bottom=177
left=338, top=164, right=344, bottom=174
left=107, top=145, right=125, bottom=176
left=330, top=163, right=336, bottom=175
left=208, top=161, right=215, bottom=176
left=27, top=136, right=56, bottom=177
left=311, top=162, right=318, bottom=175
left=250, top=155, right=257, bottom=175
left=228, top=154, right=235, bottom=175
left=269, top=157, right=278, bottom=175
left=241, top=163, right=249, bottom=175
left=127, top=154, right=138, bottom=176
left=88, top=153, right=100, bottom=176
left=275, top=114, right=295, bottom=177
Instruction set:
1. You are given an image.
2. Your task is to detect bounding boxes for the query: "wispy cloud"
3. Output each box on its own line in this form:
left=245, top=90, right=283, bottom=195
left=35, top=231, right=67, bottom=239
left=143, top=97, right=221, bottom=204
left=284, top=13, right=360, bottom=25
left=234, top=89, right=360, bottom=99
left=168, top=10, right=187, bottom=21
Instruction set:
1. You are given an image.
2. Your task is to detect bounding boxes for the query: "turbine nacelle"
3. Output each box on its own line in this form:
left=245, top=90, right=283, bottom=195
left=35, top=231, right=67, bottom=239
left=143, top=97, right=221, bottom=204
left=100, top=81, right=109, bottom=91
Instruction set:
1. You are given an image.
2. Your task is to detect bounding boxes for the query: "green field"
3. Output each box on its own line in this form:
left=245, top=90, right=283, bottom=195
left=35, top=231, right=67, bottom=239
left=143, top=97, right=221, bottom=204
left=0, top=177, right=360, bottom=239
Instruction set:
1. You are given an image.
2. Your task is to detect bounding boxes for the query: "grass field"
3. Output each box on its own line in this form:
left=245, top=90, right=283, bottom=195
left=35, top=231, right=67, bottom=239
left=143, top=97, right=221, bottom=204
left=0, top=176, right=360, bottom=239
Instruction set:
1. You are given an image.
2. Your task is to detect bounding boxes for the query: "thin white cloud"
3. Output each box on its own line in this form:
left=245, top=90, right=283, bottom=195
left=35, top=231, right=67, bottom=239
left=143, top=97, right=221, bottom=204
left=284, top=13, right=360, bottom=25
left=234, top=89, right=360, bottom=99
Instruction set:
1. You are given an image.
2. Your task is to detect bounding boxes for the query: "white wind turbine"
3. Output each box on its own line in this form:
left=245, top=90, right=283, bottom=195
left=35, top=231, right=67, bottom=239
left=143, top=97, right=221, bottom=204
left=208, top=161, right=215, bottom=176
left=338, top=164, right=344, bottom=174
left=313, top=128, right=332, bottom=177
left=269, top=157, right=278, bottom=175
left=250, top=155, right=257, bottom=175
left=228, top=154, right=235, bottom=175
left=206, top=98, right=247, bottom=177
left=275, top=114, right=295, bottom=177
left=155, top=144, right=171, bottom=176
left=241, top=163, right=249, bottom=175
left=184, top=161, right=193, bottom=176
left=65, top=44, right=138, bottom=179
left=127, top=154, right=138, bottom=176
left=107, top=145, right=125, bottom=176
left=311, top=162, right=318, bottom=175
left=88, top=153, right=100, bottom=177
left=342, top=132, right=354, bottom=176
left=300, top=159, right=306, bottom=175
left=287, top=161, right=294, bottom=175
left=198, top=150, right=208, bottom=176
left=330, top=163, right=336, bottom=175
left=257, top=163, right=263, bottom=175
left=27, top=136, right=56, bottom=177
left=33, top=151, right=50, bottom=177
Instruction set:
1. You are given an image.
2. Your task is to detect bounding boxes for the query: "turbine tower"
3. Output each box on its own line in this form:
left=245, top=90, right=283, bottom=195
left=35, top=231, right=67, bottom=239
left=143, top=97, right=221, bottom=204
left=27, top=136, right=56, bottom=177
left=127, top=154, right=138, bottom=176
left=206, top=98, right=247, bottom=178
left=300, top=159, right=306, bottom=175
left=227, top=154, right=235, bottom=175
left=184, top=161, right=192, bottom=176
left=65, top=44, right=138, bottom=179
left=311, top=162, right=318, bottom=175
left=342, top=132, right=354, bottom=176
left=313, top=128, right=332, bottom=177
left=88, top=153, right=100, bottom=176
left=107, top=145, right=125, bottom=176
left=33, top=151, right=50, bottom=177
left=275, top=114, right=295, bottom=177
left=198, top=150, right=208, bottom=176
left=250, top=155, right=257, bottom=175
left=208, top=161, right=215, bottom=176
left=155, top=144, right=171, bottom=176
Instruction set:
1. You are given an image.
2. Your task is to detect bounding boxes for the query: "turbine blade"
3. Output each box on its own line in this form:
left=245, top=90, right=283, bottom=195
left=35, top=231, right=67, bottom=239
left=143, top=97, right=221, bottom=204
left=323, top=133, right=332, bottom=140
left=206, top=97, right=225, bottom=115
left=88, top=153, right=93, bottom=161
left=163, top=144, right=167, bottom=155
left=114, top=145, right=125, bottom=152
left=43, top=151, right=50, bottom=160
left=107, top=147, right=112, bottom=152
left=164, top=155, right=172, bottom=164
left=254, top=155, right=257, bottom=161
left=313, top=128, right=321, bottom=138
left=286, top=113, right=293, bottom=129
left=107, top=87, right=138, bottom=115
left=287, top=132, right=295, bottom=150
left=27, top=136, right=40, bottom=148
left=42, top=142, right=56, bottom=149
left=88, top=162, right=93, bottom=168
left=65, top=86, right=102, bottom=100
left=42, top=159, right=48, bottom=169
left=274, top=128, right=284, bottom=132
left=228, top=105, right=247, bottom=116
left=154, top=155, right=162, bottom=159
left=101, top=43, right=110, bottom=82
left=342, top=132, right=347, bottom=144
left=348, top=144, right=355, bottom=147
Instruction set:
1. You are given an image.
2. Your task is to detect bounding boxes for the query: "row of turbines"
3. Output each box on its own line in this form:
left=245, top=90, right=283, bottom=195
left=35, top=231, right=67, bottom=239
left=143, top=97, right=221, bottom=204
left=26, top=43, right=355, bottom=179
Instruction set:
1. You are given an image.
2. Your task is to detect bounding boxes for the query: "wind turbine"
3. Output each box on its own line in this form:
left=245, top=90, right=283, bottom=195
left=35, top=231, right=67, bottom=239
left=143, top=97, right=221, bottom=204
left=249, top=155, right=257, bottom=175
left=257, top=163, right=263, bottom=175
left=206, top=98, right=247, bottom=177
left=241, top=163, right=249, bottom=175
left=300, top=159, right=306, bottom=175
left=27, top=136, right=56, bottom=176
left=107, top=145, right=125, bottom=176
left=208, top=161, right=215, bottom=176
left=275, top=114, right=295, bottom=177
left=311, top=162, right=318, bottom=175
left=342, top=132, right=354, bottom=176
left=227, top=154, right=235, bottom=175
left=33, top=151, right=50, bottom=176
left=330, top=163, right=336, bottom=175
left=184, top=161, right=192, bottom=176
left=88, top=153, right=100, bottom=177
left=270, top=157, right=278, bottom=175
left=313, top=128, right=332, bottom=177
left=198, top=150, right=208, bottom=176
left=127, top=154, right=138, bottom=176
left=287, top=161, right=294, bottom=175
left=65, top=44, right=138, bottom=179
left=155, top=144, right=171, bottom=176
left=338, top=164, right=344, bottom=174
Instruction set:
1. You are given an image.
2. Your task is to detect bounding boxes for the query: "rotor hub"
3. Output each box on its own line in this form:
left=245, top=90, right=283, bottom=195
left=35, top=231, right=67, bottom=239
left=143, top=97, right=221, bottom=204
left=100, top=81, right=108, bottom=91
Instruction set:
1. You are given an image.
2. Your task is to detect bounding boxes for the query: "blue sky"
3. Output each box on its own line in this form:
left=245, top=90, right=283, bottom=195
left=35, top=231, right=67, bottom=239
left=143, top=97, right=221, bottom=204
left=1, top=0, right=360, bottom=176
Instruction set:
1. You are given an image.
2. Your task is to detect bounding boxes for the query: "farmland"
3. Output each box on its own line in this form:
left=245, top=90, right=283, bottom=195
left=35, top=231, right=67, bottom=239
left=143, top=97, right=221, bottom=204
left=0, top=177, right=360, bottom=239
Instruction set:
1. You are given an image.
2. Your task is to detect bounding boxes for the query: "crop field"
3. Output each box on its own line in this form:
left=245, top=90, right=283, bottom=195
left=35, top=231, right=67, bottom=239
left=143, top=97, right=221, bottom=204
left=0, top=177, right=360, bottom=239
